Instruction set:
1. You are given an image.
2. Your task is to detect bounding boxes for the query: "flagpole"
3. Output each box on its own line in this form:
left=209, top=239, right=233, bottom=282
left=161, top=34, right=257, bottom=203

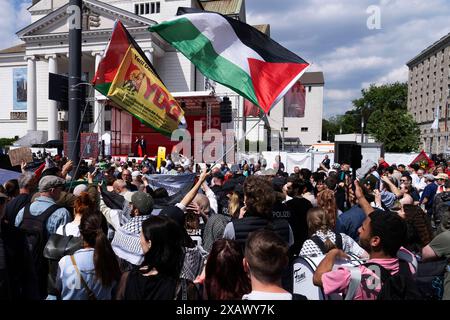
left=210, top=116, right=263, bottom=169
left=68, top=0, right=82, bottom=177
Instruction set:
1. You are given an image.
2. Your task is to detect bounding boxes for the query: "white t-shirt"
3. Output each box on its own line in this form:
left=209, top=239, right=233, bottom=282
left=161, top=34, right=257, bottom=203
left=242, top=291, right=292, bottom=300
left=56, top=221, right=80, bottom=237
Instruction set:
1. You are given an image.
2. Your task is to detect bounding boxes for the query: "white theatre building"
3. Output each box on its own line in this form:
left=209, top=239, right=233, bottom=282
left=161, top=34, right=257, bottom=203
left=0, top=0, right=324, bottom=155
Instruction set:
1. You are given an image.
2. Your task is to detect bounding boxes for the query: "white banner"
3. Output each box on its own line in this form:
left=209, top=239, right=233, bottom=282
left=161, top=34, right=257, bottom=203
left=384, top=153, right=421, bottom=167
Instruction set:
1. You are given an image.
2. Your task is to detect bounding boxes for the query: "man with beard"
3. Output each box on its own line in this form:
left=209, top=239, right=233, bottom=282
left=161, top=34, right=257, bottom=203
left=313, top=208, right=418, bottom=300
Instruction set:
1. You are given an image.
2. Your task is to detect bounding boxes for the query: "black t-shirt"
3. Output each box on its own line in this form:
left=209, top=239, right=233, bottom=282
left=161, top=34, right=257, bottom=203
left=410, top=189, right=420, bottom=202
left=124, top=269, right=178, bottom=300
left=335, top=187, right=346, bottom=212
left=3, top=194, right=32, bottom=224
left=126, top=182, right=138, bottom=192
left=285, top=197, right=313, bottom=255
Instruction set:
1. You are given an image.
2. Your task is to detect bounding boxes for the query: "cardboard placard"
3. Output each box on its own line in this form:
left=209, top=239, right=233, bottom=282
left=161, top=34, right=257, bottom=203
left=9, top=147, right=33, bottom=166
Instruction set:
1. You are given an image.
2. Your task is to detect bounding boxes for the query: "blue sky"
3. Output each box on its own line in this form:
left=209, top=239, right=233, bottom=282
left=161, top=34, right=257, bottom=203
left=1, top=0, right=449, bottom=118
left=245, top=0, right=450, bottom=117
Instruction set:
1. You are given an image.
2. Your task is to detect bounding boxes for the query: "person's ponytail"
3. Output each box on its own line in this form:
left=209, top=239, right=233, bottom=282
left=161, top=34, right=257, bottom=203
left=324, top=237, right=337, bottom=253
left=79, top=214, right=121, bottom=287
left=93, top=228, right=121, bottom=287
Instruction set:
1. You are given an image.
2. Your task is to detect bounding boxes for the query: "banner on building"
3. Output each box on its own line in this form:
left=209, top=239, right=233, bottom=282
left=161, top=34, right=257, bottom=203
left=64, top=132, right=99, bottom=159
left=244, top=99, right=261, bottom=117
left=283, top=81, right=306, bottom=118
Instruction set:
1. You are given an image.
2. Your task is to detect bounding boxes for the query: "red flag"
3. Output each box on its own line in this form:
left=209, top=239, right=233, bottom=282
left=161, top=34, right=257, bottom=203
left=410, top=150, right=435, bottom=170
left=34, top=162, right=46, bottom=180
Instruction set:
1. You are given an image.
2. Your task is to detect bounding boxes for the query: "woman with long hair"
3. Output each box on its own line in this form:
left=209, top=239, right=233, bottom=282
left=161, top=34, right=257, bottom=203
left=56, top=214, right=121, bottom=299
left=204, top=239, right=251, bottom=300
left=317, top=189, right=338, bottom=229
left=300, top=208, right=368, bottom=258
left=399, top=204, right=434, bottom=255
left=56, top=192, right=93, bottom=237
left=399, top=183, right=415, bottom=206
left=117, top=215, right=185, bottom=300
left=202, top=189, right=242, bottom=253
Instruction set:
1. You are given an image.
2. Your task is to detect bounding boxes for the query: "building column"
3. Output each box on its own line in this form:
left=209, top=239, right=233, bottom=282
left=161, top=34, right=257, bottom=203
left=144, top=48, right=154, bottom=65
left=26, top=56, right=37, bottom=131
left=46, top=54, right=58, bottom=140
left=92, top=51, right=104, bottom=139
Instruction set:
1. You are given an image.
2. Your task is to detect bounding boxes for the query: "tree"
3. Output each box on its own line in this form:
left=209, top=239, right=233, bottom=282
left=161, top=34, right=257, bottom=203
left=367, top=109, right=420, bottom=152
left=352, top=82, right=408, bottom=113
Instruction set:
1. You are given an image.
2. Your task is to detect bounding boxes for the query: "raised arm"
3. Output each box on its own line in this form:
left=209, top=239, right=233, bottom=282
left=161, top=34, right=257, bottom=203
left=179, top=170, right=210, bottom=209
left=381, top=175, right=402, bottom=198
left=313, top=249, right=349, bottom=287
left=354, top=180, right=374, bottom=216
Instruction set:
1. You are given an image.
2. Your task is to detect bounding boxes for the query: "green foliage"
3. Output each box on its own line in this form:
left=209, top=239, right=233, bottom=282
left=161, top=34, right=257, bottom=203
left=0, top=138, right=17, bottom=148
left=367, top=109, right=420, bottom=152
left=325, top=82, right=419, bottom=152
left=352, top=82, right=408, bottom=113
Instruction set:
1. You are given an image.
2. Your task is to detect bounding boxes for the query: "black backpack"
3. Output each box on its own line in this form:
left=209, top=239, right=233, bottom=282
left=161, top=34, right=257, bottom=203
left=415, top=258, right=448, bottom=300
left=43, top=224, right=83, bottom=297
left=432, top=192, right=450, bottom=232
left=19, top=203, right=61, bottom=298
left=310, top=232, right=343, bottom=254
left=364, top=260, right=423, bottom=300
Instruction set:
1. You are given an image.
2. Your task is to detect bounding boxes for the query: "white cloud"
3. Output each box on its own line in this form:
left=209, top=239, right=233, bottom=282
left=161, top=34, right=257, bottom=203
left=0, top=0, right=30, bottom=49
left=247, top=0, right=450, bottom=117
left=362, top=66, right=409, bottom=88
left=319, top=56, right=392, bottom=80
left=325, top=89, right=361, bottom=101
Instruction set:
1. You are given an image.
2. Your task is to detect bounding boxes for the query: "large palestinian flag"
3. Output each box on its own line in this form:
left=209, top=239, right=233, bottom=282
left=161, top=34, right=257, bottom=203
left=93, top=21, right=184, bottom=136
left=149, top=7, right=309, bottom=114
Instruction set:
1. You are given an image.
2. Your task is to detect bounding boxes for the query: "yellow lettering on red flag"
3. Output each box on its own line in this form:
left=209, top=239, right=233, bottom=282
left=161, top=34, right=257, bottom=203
left=107, top=46, right=184, bottom=135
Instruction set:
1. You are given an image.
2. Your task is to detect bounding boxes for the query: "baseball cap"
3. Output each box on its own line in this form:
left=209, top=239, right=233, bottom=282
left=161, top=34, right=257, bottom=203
left=38, top=175, right=65, bottom=192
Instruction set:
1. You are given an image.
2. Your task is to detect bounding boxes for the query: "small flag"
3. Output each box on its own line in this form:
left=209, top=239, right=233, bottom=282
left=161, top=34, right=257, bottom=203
left=410, top=150, right=435, bottom=170
left=93, top=21, right=185, bottom=136
left=149, top=7, right=309, bottom=114
left=431, top=106, right=440, bottom=130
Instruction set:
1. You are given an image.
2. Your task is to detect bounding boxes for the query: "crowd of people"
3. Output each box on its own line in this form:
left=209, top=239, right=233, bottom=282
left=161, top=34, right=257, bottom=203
left=0, top=152, right=449, bottom=300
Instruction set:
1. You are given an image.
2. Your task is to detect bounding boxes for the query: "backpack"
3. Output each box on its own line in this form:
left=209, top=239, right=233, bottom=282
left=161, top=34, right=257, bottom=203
left=415, top=258, right=448, bottom=300
left=310, top=232, right=343, bottom=254
left=432, top=192, right=450, bottom=232
left=19, top=203, right=61, bottom=298
left=363, top=260, right=423, bottom=300
left=43, top=224, right=83, bottom=297
left=0, top=221, right=40, bottom=300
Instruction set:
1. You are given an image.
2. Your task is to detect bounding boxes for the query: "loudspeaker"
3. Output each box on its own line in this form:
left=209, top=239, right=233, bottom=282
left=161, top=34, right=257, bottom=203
left=220, top=97, right=232, bottom=123
left=335, top=142, right=362, bottom=169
